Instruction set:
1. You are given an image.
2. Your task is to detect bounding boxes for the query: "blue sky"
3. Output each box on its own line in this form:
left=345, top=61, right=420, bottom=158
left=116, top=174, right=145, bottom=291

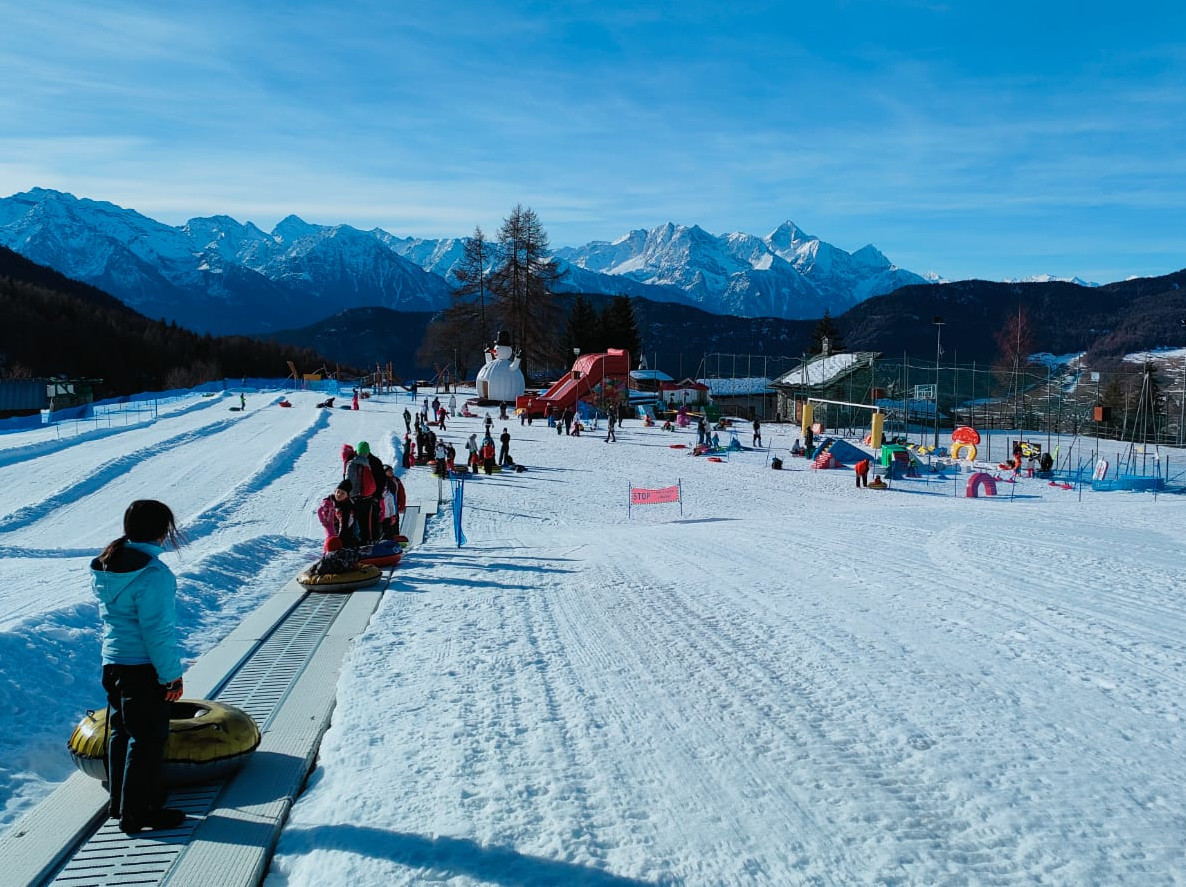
left=1, top=1, right=1184, bottom=283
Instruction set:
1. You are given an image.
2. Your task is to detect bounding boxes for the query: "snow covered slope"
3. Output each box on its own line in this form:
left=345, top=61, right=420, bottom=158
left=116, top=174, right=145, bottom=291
left=1, top=389, right=1183, bottom=884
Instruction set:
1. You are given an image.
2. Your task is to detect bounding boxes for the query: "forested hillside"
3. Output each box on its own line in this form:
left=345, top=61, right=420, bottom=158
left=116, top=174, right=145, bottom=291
left=0, top=246, right=342, bottom=397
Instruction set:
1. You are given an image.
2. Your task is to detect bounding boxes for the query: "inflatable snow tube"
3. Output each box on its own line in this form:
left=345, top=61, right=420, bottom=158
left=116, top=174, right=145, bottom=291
left=297, top=562, right=382, bottom=592
left=966, top=472, right=997, bottom=498
left=950, top=441, right=978, bottom=462
left=358, top=540, right=403, bottom=568
left=68, top=699, right=261, bottom=785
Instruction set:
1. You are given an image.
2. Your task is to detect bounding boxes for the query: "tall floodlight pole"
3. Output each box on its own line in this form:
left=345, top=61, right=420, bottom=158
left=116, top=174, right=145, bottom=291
left=1180, top=320, right=1186, bottom=446
left=932, top=316, right=945, bottom=448
left=1093, top=371, right=1101, bottom=462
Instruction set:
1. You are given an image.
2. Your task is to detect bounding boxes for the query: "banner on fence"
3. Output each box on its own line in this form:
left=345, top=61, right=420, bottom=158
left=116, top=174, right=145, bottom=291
left=628, top=481, right=683, bottom=517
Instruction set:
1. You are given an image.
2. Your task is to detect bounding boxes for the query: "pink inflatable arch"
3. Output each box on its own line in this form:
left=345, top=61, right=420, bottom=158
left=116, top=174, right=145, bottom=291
left=966, top=472, right=997, bottom=498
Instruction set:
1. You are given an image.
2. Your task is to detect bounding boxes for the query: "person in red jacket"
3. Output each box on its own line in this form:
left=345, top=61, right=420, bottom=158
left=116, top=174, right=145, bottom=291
left=854, top=458, right=871, bottom=488
left=481, top=435, right=497, bottom=474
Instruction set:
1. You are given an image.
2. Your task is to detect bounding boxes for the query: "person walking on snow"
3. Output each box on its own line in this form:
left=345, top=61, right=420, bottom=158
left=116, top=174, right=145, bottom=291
left=91, top=499, right=187, bottom=835
left=753, top=417, right=762, bottom=447
left=605, top=412, right=617, bottom=442
left=403, top=407, right=412, bottom=434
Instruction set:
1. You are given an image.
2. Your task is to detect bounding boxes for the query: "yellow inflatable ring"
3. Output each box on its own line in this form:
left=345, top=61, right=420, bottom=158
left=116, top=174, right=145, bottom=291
left=950, top=441, right=977, bottom=462
left=68, top=699, right=261, bottom=785
left=297, top=562, right=382, bottom=592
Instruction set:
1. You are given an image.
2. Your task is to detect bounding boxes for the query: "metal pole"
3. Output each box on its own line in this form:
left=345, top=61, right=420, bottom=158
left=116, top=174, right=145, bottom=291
left=1095, top=374, right=1100, bottom=462
left=1179, top=348, right=1185, bottom=446
left=932, top=317, right=944, bottom=448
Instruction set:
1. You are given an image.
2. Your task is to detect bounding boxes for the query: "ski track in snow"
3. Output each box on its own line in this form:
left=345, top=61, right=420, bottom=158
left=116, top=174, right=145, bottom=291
left=0, top=392, right=226, bottom=472
left=0, top=413, right=244, bottom=534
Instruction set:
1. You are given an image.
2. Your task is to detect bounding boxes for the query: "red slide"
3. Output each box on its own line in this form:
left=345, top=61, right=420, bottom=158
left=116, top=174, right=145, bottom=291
left=518, top=349, right=631, bottom=417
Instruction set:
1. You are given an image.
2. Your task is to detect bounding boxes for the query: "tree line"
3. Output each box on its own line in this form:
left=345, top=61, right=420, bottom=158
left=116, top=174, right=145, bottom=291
left=0, top=253, right=343, bottom=400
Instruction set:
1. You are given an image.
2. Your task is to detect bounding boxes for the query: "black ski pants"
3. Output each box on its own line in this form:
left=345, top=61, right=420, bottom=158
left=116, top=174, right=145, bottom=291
left=102, top=663, right=170, bottom=819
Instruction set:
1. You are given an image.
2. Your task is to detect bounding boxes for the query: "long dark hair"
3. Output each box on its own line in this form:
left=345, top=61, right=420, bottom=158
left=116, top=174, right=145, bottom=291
left=97, top=500, right=181, bottom=567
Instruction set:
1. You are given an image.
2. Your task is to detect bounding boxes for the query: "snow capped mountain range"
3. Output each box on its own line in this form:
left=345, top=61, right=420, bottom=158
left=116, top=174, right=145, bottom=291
left=0, top=188, right=928, bottom=335
left=1005, top=273, right=1100, bottom=287
left=554, top=221, right=926, bottom=318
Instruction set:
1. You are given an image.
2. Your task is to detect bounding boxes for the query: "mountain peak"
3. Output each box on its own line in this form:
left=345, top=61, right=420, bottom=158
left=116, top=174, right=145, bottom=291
left=851, top=244, right=890, bottom=269
left=766, top=221, right=815, bottom=251
left=272, top=215, right=320, bottom=243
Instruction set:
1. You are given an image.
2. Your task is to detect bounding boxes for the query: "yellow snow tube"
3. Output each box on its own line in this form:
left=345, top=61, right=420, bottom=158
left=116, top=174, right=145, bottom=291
left=950, top=441, right=977, bottom=462
left=68, top=699, right=261, bottom=785
left=297, top=562, right=382, bottom=592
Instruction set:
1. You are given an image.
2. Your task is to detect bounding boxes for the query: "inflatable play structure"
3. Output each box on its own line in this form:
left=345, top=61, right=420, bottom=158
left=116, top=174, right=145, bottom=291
left=950, top=426, right=980, bottom=462
left=68, top=700, right=261, bottom=785
left=880, top=444, right=915, bottom=479
left=517, top=348, right=631, bottom=419
left=475, top=331, right=526, bottom=404
left=966, top=472, right=998, bottom=497
left=802, top=400, right=884, bottom=452
left=810, top=437, right=871, bottom=469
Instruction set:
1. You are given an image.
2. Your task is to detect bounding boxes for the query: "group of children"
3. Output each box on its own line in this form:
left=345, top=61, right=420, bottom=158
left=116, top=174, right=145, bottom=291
left=317, top=441, right=406, bottom=551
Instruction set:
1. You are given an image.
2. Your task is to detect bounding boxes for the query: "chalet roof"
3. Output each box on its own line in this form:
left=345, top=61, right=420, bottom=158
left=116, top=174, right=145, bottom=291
left=697, top=377, right=775, bottom=397
left=660, top=379, right=710, bottom=392
left=630, top=369, right=674, bottom=383
left=772, top=351, right=878, bottom=389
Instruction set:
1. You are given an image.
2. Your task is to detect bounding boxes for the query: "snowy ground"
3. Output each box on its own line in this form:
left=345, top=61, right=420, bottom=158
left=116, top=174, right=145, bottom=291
left=1, top=387, right=1184, bottom=885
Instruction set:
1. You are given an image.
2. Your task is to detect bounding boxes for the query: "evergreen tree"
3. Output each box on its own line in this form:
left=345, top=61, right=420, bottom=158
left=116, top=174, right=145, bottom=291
left=487, top=205, right=565, bottom=374
left=598, top=296, right=642, bottom=359
left=450, top=226, right=500, bottom=345
left=419, top=226, right=500, bottom=378
left=563, top=295, right=600, bottom=355
left=809, top=310, right=844, bottom=355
